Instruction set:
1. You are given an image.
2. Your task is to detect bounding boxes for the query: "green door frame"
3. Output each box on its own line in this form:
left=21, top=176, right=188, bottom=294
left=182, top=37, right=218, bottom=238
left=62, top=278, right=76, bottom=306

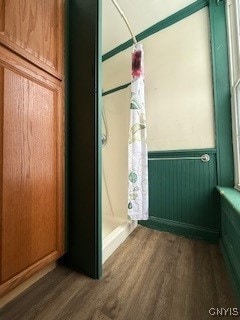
left=209, top=0, right=234, bottom=187
left=66, top=0, right=102, bottom=279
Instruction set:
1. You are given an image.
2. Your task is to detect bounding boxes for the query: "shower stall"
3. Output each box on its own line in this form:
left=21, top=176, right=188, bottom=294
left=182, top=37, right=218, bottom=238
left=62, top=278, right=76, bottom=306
left=102, top=89, right=137, bottom=263
left=101, top=0, right=150, bottom=263
left=67, top=0, right=140, bottom=277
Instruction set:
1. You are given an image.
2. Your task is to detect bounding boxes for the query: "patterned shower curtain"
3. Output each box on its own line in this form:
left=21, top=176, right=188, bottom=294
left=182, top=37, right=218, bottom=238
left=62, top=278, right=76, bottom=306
left=128, top=43, right=149, bottom=220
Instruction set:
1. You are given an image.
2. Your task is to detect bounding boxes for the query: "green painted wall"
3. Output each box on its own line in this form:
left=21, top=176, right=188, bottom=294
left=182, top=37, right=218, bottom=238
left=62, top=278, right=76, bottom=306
left=218, top=188, right=240, bottom=305
left=140, top=149, right=219, bottom=242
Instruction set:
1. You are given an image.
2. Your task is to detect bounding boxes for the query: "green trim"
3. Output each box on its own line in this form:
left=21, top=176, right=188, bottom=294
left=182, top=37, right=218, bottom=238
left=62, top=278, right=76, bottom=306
left=140, top=217, right=219, bottom=243
left=209, top=0, right=234, bottom=186
left=216, top=186, right=240, bottom=215
left=103, top=0, right=208, bottom=61
left=64, top=0, right=69, bottom=252
left=103, top=82, right=130, bottom=97
left=67, top=0, right=102, bottom=279
left=218, top=193, right=240, bottom=304
left=97, top=0, right=103, bottom=276
left=149, top=148, right=216, bottom=158
left=220, top=240, right=240, bottom=306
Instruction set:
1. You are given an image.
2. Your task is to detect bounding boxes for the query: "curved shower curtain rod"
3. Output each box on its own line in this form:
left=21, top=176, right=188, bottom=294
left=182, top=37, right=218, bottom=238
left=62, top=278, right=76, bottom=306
left=110, top=0, right=138, bottom=44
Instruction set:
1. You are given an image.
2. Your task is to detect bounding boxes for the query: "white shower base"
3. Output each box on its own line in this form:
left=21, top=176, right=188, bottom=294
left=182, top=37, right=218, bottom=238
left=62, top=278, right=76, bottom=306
left=102, top=217, right=137, bottom=264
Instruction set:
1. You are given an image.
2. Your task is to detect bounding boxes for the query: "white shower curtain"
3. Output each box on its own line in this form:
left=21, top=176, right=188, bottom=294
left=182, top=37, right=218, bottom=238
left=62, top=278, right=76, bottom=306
left=128, top=43, right=149, bottom=220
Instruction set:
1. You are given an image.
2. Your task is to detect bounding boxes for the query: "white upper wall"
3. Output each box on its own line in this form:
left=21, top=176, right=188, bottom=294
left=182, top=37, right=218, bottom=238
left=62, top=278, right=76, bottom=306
left=146, top=9, right=215, bottom=151
left=102, top=0, right=196, bottom=54
left=103, top=8, right=215, bottom=151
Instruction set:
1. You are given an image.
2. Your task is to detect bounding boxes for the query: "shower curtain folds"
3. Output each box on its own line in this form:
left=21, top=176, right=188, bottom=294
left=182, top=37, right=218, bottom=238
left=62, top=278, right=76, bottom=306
left=128, top=44, right=149, bottom=220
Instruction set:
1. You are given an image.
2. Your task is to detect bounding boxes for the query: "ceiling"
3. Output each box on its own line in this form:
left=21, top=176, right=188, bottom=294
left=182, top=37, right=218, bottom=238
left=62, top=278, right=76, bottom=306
left=102, top=0, right=195, bottom=54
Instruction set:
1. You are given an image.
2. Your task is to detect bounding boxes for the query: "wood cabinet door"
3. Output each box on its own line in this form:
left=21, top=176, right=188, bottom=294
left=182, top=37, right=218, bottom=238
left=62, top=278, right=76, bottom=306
left=0, top=45, right=64, bottom=296
left=0, top=0, right=63, bottom=79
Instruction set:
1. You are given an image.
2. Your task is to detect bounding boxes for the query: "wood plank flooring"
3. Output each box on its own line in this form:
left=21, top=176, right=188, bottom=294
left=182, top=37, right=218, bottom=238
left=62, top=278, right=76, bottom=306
left=0, top=226, right=237, bottom=320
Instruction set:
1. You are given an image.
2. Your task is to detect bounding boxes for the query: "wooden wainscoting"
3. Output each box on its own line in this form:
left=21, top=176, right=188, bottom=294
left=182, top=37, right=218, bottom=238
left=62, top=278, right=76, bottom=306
left=141, top=149, right=219, bottom=242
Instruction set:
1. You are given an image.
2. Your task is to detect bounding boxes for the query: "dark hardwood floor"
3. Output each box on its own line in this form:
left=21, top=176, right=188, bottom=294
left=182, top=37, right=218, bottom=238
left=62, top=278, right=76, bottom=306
left=0, top=226, right=237, bottom=320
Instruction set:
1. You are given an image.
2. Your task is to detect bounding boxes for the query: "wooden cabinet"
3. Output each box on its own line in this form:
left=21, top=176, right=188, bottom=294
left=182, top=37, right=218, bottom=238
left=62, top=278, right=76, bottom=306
left=0, top=1, right=64, bottom=297
left=0, top=0, right=63, bottom=79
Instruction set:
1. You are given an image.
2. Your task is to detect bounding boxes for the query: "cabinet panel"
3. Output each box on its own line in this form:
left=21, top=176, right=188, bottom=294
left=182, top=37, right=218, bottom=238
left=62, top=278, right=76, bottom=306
left=0, top=46, right=64, bottom=289
left=0, top=0, right=63, bottom=79
left=0, top=67, right=3, bottom=277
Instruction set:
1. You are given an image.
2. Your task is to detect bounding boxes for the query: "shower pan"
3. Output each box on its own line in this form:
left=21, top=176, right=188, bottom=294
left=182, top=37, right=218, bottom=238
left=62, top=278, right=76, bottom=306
left=102, top=90, right=137, bottom=263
